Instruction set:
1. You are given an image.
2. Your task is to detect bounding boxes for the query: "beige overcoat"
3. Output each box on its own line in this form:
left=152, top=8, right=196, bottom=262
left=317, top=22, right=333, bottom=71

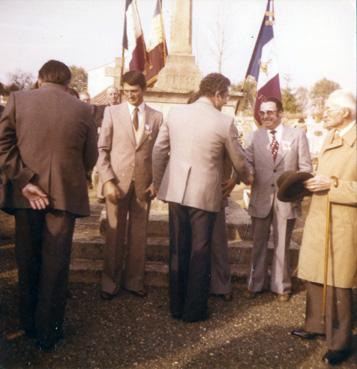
left=298, top=124, right=357, bottom=288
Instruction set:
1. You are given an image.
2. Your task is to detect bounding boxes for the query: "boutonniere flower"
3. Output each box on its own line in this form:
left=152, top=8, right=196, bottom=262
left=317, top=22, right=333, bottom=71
left=144, top=123, right=153, bottom=140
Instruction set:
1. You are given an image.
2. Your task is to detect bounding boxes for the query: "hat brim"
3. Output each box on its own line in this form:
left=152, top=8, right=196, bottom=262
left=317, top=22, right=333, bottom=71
left=277, top=171, right=313, bottom=202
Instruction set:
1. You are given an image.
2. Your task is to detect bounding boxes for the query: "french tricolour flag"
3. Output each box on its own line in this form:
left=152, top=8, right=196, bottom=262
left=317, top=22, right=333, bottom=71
left=246, top=0, right=281, bottom=124
left=122, top=0, right=148, bottom=72
left=145, top=0, right=168, bottom=87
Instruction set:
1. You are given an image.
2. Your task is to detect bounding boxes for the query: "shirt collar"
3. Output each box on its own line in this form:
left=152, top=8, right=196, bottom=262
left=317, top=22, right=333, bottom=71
left=267, top=123, right=283, bottom=135
left=337, top=120, right=355, bottom=137
left=127, top=101, right=145, bottom=114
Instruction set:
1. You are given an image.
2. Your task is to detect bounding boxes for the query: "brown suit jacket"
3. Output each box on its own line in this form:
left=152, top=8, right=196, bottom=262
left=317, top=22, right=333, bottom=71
left=96, top=102, right=163, bottom=201
left=0, top=83, right=98, bottom=216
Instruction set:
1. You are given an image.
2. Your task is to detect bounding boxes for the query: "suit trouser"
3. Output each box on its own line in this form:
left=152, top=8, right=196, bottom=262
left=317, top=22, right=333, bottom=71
left=102, top=183, right=150, bottom=294
left=248, top=207, right=295, bottom=294
left=169, top=203, right=216, bottom=321
left=210, top=208, right=231, bottom=295
left=305, top=282, right=352, bottom=351
left=14, top=209, right=75, bottom=346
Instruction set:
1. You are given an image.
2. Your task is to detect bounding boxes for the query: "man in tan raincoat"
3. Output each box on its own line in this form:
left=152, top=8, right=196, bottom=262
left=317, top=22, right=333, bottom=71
left=292, top=89, right=356, bottom=366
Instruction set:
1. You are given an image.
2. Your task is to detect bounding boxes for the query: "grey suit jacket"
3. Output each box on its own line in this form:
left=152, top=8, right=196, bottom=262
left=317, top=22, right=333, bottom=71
left=0, top=83, right=98, bottom=216
left=245, top=124, right=312, bottom=219
left=152, top=98, right=250, bottom=213
left=96, top=102, right=163, bottom=201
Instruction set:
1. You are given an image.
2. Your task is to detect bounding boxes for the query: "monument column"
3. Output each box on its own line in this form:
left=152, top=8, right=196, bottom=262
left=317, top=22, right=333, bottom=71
left=154, top=0, right=202, bottom=93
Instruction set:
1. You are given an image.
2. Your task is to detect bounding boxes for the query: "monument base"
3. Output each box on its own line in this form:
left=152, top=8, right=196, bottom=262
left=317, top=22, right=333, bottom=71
left=154, top=54, right=202, bottom=93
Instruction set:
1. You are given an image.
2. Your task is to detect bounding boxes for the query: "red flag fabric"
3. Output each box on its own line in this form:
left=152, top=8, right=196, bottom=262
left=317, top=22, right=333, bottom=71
left=122, top=0, right=148, bottom=72
left=145, top=0, right=167, bottom=87
left=245, top=0, right=281, bottom=124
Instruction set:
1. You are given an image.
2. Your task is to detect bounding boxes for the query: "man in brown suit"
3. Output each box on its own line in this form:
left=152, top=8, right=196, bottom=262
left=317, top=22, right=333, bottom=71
left=292, top=89, right=356, bottom=366
left=0, top=60, right=98, bottom=352
left=97, top=71, right=163, bottom=299
left=153, top=73, right=252, bottom=322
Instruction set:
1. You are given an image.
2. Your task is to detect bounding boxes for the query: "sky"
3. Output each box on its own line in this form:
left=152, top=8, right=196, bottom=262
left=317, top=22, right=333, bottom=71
left=0, top=0, right=355, bottom=92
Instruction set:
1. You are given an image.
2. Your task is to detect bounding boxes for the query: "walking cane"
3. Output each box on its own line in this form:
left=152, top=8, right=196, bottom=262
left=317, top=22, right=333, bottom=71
left=321, top=196, right=331, bottom=325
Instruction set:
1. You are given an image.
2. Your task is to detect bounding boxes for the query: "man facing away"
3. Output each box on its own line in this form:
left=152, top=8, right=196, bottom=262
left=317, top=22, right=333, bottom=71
left=245, top=97, right=312, bottom=302
left=152, top=73, right=252, bottom=322
left=291, top=89, right=356, bottom=366
left=0, top=60, right=98, bottom=351
left=97, top=71, right=163, bottom=300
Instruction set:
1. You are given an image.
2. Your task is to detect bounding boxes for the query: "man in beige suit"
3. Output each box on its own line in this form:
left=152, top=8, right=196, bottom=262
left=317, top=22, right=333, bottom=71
left=97, top=71, right=163, bottom=299
left=292, top=90, right=356, bottom=366
left=153, top=73, right=252, bottom=322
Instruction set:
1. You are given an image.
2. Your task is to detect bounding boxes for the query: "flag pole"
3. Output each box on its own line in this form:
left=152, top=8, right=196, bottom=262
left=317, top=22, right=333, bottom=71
left=119, top=1, right=128, bottom=103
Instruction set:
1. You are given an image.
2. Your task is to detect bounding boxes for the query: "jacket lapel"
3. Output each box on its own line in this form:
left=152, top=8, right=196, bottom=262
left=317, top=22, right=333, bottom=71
left=257, top=128, right=275, bottom=167
left=136, top=106, right=153, bottom=150
left=274, top=125, right=295, bottom=167
left=122, top=103, right=136, bottom=147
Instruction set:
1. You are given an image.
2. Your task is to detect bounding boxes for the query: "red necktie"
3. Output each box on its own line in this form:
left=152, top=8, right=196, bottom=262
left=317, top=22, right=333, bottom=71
left=132, top=107, right=139, bottom=131
left=270, top=130, right=279, bottom=161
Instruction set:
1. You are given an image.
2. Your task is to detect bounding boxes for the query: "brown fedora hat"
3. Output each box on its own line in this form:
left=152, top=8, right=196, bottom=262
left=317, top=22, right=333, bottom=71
left=277, top=171, right=313, bottom=202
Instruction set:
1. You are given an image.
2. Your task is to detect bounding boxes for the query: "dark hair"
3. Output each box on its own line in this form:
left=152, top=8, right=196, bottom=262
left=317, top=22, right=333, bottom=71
left=262, top=96, right=283, bottom=112
left=38, top=60, right=71, bottom=86
left=198, top=73, right=231, bottom=98
left=187, top=91, right=200, bottom=104
left=122, top=70, right=147, bottom=89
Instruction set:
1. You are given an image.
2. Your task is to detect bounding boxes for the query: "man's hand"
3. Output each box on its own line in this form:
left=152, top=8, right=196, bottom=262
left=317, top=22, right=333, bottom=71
left=22, top=183, right=49, bottom=210
left=145, top=183, right=157, bottom=200
left=103, top=181, right=122, bottom=204
left=222, top=177, right=236, bottom=198
left=304, top=175, right=331, bottom=192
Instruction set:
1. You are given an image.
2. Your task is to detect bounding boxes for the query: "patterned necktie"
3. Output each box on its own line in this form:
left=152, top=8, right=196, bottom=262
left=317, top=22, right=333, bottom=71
left=132, top=107, right=139, bottom=131
left=270, top=130, right=279, bottom=161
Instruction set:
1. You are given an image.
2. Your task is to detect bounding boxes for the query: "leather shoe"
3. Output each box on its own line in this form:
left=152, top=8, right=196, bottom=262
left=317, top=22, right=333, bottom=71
left=123, top=287, right=147, bottom=298
left=277, top=293, right=290, bottom=302
left=100, top=291, right=117, bottom=300
left=244, top=290, right=259, bottom=299
left=291, top=328, right=325, bottom=340
left=221, top=292, right=233, bottom=301
left=323, top=349, right=351, bottom=365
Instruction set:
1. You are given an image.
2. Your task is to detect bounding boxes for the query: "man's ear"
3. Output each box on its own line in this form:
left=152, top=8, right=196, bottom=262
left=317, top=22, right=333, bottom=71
left=341, top=107, right=351, bottom=120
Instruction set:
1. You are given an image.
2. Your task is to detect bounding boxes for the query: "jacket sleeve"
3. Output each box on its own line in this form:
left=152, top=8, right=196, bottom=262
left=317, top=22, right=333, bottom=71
left=96, top=107, right=116, bottom=185
left=224, top=121, right=252, bottom=183
left=297, top=129, right=313, bottom=173
left=0, top=93, right=35, bottom=188
left=83, top=110, right=98, bottom=172
left=152, top=119, right=170, bottom=190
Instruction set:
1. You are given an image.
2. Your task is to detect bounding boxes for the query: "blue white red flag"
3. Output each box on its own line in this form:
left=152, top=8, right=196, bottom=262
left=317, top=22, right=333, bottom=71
left=122, top=0, right=148, bottom=72
left=145, top=0, right=167, bottom=86
left=246, top=0, right=281, bottom=124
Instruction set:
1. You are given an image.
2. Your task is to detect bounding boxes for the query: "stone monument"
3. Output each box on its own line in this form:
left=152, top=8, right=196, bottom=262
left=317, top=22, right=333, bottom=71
left=154, top=0, right=202, bottom=93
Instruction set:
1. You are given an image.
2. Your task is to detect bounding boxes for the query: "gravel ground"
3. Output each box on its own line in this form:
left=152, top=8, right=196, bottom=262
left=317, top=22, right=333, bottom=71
left=1, top=243, right=356, bottom=369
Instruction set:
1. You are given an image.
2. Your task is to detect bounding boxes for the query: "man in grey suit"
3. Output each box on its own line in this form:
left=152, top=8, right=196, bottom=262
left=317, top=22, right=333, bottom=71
left=0, top=60, right=98, bottom=351
left=245, top=97, right=312, bottom=302
left=153, top=73, right=252, bottom=322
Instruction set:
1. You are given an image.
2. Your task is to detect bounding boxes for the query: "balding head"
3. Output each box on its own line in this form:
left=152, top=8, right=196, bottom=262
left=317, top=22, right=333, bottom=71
left=106, top=86, right=119, bottom=106
left=323, top=89, right=356, bottom=130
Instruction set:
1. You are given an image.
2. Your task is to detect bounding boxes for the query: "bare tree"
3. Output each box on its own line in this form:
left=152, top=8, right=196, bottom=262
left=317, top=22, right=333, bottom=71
left=7, top=70, right=34, bottom=90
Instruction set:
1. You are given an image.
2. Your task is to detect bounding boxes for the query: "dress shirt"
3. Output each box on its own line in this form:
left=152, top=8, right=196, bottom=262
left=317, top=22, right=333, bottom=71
left=337, top=120, right=356, bottom=137
left=266, top=123, right=283, bottom=144
left=127, top=102, right=146, bottom=144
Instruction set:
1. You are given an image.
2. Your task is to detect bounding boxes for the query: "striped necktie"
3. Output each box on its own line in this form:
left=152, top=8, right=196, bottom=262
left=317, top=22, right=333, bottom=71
left=270, top=130, right=279, bottom=161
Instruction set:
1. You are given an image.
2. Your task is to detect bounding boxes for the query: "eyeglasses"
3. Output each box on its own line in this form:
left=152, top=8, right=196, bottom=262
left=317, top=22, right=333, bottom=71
left=259, top=110, right=277, bottom=116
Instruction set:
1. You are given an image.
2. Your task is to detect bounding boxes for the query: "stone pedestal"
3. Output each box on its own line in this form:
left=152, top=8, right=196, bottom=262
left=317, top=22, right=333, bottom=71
left=154, top=54, right=202, bottom=93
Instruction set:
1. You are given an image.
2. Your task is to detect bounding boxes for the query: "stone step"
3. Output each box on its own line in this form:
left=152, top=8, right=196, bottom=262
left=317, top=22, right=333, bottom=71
left=69, top=259, right=250, bottom=287
left=71, top=236, right=300, bottom=266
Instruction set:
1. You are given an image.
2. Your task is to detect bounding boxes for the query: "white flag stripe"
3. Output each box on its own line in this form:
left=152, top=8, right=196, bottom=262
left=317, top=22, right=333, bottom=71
left=257, top=38, right=279, bottom=90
